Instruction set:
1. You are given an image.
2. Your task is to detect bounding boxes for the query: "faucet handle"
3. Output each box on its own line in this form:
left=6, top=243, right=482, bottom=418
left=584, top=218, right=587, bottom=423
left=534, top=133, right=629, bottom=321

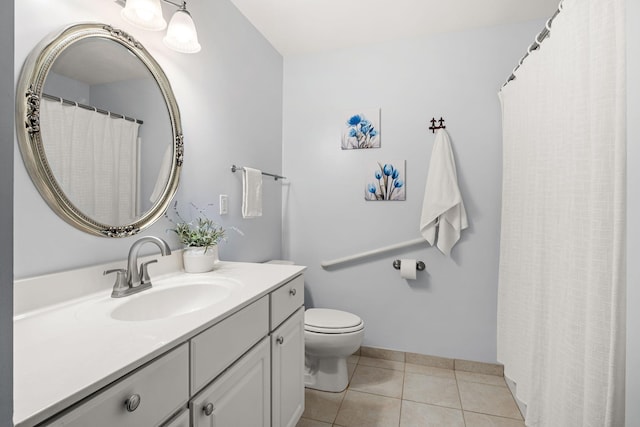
left=105, top=269, right=128, bottom=297
left=140, top=260, right=158, bottom=285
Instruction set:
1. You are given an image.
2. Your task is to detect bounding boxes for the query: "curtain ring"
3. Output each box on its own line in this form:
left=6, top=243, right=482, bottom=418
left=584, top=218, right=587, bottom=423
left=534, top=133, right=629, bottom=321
left=559, top=0, right=564, bottom=11
left=545, top=17, right=553, bottom=32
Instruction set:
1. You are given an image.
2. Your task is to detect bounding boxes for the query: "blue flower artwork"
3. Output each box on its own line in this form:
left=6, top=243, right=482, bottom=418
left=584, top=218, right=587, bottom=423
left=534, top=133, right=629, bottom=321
left=365, top=161, right=406, bottom=201
left=342, top=109, right=381, bottom=149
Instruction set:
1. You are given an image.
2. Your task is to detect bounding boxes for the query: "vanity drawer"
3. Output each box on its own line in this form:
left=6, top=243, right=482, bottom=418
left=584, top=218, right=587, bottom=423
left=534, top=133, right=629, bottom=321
left=46, top=343, right=189, bottom=427
left=190, top=295, right=269, bottom=394
left=270, top=275, right=304, bottom=330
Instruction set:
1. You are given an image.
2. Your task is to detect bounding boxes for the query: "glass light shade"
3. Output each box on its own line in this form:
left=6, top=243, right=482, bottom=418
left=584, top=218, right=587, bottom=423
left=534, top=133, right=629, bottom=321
left=163, top=9, right=201, bottom=53
left=121, top=0, right=167, bottom=31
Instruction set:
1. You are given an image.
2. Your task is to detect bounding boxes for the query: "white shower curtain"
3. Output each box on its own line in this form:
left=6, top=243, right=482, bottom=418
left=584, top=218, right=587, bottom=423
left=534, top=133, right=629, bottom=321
left=41, top=98, right=139, bottom=225
left=497, top=0, right=626, bottom=426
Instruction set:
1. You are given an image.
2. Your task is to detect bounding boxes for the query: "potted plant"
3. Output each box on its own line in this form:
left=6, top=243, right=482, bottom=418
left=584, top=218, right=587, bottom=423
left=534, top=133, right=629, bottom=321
left=167, top=202, right=227, bottom=273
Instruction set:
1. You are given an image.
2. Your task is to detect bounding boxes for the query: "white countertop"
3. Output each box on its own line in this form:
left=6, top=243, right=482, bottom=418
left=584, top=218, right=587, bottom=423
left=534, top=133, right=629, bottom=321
left=13, top=260, right=306, bottom=427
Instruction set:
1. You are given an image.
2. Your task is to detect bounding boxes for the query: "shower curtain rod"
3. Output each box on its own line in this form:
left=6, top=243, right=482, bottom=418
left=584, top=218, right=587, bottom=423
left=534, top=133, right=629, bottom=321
left=42, top=93, right=144, bottom=125
left=502, top=2, right=563, bottom=87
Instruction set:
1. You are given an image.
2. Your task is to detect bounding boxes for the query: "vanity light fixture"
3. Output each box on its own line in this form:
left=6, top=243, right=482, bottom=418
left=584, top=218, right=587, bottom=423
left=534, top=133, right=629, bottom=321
left=120, top=0, right=201, bottom=53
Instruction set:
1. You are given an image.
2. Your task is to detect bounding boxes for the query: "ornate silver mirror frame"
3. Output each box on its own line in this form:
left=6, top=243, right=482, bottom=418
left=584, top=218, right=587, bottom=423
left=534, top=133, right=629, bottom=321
left=16, top=23, right=183, bottom=238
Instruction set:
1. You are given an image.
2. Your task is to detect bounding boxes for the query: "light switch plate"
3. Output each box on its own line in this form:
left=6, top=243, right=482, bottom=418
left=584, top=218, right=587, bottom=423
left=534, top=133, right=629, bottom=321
left=219, top=194, right=228, bottom=215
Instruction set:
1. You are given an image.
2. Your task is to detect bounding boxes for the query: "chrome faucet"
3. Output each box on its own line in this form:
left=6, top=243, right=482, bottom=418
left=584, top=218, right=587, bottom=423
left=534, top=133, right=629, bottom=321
left=105, top=236, right=172, bottom=298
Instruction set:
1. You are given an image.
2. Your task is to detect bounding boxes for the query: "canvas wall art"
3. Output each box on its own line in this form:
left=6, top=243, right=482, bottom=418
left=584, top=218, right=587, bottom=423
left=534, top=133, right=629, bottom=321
left=341, top=109, right=380, bottom=149
left=365, top=161, right=405, bottom=201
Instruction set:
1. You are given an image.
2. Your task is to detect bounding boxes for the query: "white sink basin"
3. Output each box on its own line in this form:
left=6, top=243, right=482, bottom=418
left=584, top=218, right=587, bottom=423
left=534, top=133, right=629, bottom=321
left=110, top=284, right=232, bottom=322
left=74, top=274, right=243, bottom=323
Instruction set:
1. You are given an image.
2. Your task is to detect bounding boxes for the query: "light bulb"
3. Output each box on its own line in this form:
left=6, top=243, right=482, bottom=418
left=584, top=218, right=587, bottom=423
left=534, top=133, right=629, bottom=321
left=121, top=0, right=167, bottom=31
left=163, top=9, right=201, bottom=53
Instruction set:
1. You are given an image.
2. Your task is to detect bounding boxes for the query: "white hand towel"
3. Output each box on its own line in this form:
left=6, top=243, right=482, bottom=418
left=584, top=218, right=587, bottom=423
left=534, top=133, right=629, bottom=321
left=419, top=129, right=468, bottom=256
left=242, top=167, right=263, bottom=218
left=149, top=143, right=172, bottom=203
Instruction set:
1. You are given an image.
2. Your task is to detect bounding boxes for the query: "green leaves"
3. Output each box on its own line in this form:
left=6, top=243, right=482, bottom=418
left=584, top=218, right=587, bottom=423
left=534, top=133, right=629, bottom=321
left=172, top=217, right=225, bottom=249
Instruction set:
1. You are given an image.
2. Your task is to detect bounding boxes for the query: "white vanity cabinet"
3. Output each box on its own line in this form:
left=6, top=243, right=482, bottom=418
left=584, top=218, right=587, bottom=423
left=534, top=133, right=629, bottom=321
left=270, top=275, right=305, bottom=427
left=190, top=274, right=305, bottom=427
left=34, top=271, right=305, bottom=427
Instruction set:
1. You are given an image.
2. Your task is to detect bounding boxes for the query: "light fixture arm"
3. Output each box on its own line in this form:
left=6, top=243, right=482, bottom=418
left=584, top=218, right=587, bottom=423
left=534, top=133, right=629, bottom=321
left=120, top=0, right=200, bottom=53
left=161, top=0, right=187, bottom=10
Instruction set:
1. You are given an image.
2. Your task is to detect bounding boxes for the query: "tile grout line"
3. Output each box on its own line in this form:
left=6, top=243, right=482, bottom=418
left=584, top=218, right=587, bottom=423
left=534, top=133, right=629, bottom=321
left=397, top=361, right=406, bottom=427
left=454, top=371, right=468, bottom=427
left=332, top=390, right=347, bottom=425
left=463, top=409, right=526, bottom=422
left=331, top=360, right=357, bottom=426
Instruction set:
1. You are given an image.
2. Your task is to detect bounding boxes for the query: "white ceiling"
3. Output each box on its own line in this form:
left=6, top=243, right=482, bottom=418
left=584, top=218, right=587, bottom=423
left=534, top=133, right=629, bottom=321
left=52, top=38, right=151, bottom=85
left=228, top=0, right=560, bottom=56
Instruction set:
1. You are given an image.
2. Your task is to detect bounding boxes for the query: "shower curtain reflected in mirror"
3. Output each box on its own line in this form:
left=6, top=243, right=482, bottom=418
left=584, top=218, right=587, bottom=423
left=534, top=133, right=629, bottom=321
left=40, top=98, right=140, bottom=225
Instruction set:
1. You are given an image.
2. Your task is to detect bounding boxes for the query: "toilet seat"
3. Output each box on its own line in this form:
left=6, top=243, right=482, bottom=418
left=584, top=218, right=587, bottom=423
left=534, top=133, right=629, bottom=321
left=304, top=308, right=364, bottom=334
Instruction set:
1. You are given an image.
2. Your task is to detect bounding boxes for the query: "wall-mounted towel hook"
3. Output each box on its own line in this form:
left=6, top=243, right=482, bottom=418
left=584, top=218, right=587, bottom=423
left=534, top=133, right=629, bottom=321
left=428, top=117, right=446, bottom=134
left=393, top=260, right=426, bottom=271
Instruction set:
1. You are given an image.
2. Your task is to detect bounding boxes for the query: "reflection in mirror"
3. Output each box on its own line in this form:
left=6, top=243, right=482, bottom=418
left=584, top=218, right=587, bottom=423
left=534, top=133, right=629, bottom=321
left=40, top=38, right=173, bottom=225
left=16, top=24, right=183, bottom=237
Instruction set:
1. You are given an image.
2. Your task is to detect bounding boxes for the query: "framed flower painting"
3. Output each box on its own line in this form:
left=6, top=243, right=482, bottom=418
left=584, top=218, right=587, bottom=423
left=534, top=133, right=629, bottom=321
left=365, top=161, right=406, bottom=201
left=341, top=109, right=381, bottom=149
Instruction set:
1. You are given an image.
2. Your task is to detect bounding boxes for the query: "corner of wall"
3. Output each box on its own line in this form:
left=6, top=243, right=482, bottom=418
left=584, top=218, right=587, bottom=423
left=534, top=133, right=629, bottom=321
left=626, top=0, right=639, bottom=424
left=0, top=0, right=14, bottom=423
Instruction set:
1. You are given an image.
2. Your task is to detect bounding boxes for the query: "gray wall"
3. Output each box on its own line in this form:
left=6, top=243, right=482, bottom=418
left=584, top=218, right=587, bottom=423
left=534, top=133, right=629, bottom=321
left=627, top=0, right=639, bottom=423
left=0, top=0, right=13, bottom=423
left=43, top=72, right=91, bottom=102
left=282, top=21, right=542, bottom=363
left=14, top=0, right=284, bottom=278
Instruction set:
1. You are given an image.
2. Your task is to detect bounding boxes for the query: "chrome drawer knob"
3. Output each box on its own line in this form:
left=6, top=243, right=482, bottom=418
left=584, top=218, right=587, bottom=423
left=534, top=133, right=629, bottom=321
left=289, top=288, right=297, bottom=296
left=276, top=336, right=284, bottom=345
left=203, top=402, right=215, bottom=416
left=125, top=394, right=141, bottom=412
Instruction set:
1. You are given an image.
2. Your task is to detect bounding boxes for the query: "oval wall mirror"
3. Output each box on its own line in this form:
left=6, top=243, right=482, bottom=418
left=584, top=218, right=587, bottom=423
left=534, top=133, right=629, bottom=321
left=16, top=23, right=183, bottom=237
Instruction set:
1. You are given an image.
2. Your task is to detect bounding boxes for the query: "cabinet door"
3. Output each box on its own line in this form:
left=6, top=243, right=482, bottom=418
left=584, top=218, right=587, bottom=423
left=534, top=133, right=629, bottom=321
left=271, top=307, right=305, bottom=427
left=191, top=337, right=270, bottom=427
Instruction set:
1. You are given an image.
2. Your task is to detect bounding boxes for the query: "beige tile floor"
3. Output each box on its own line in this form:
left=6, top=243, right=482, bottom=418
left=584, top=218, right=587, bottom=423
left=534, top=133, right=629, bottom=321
left=297, top=355, right=525, bottom=427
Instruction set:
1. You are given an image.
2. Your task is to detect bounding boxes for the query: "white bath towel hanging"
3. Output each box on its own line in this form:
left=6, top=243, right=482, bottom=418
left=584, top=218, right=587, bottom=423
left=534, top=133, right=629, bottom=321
left=242, top=167, right=263, bottom=218
left=419, top=129, right=468, bottom=256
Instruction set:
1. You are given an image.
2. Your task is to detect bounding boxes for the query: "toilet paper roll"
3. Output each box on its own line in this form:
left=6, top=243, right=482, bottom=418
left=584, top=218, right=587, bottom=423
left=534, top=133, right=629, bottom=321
left=400, top=259, right=417, bottom=280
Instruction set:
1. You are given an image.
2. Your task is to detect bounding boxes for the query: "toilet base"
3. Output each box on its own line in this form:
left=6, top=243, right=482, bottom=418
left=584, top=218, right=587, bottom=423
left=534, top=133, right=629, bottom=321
left=304, top=356, right=349, bottom=392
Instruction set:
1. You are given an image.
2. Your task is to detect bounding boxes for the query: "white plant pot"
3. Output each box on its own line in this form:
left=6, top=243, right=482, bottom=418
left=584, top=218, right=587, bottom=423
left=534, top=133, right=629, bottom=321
left=182, top=246, right=219, bottom=273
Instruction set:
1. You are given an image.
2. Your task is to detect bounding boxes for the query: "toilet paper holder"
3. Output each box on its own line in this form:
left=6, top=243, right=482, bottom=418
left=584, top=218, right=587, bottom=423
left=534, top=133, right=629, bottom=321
left=392, top=260, right=426, bottom=271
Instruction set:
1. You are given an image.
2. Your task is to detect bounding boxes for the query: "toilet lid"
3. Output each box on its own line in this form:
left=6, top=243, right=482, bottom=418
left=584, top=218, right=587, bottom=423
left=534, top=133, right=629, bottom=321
left=304, top=308, right=364, bottom=334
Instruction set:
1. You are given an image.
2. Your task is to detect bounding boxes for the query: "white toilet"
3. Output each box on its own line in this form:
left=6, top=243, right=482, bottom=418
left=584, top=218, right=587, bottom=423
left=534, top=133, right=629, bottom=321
left=304, top=308, right=364, bottom=392
left=264, top=260, right=364, bottom=392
